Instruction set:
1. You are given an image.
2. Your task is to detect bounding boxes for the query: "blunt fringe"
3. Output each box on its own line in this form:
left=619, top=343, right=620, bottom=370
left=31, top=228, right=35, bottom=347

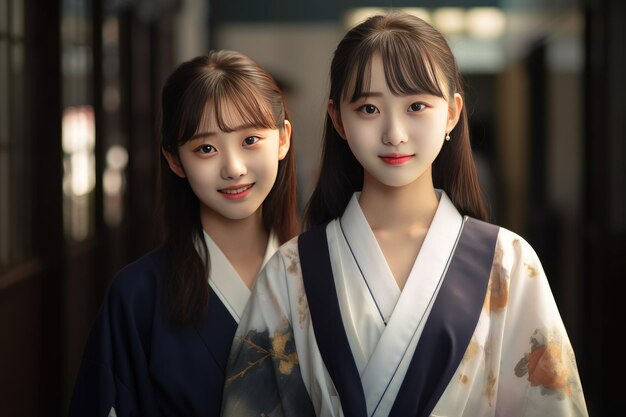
left=159, top=50, right=298, bottom=325
left=305, top=12, right=487, bottom=228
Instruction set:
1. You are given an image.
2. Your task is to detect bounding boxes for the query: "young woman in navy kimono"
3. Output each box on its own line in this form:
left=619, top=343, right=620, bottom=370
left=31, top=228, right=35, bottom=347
left=69, top=50, right=298, bottom=417
left=222, top=13, right=588, bottom=417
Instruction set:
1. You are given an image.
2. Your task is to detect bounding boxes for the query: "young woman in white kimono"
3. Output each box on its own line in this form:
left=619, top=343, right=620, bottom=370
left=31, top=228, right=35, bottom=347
left=69, top=50, right=298, bottom=416
left=222, top=13, right=588, bottom=417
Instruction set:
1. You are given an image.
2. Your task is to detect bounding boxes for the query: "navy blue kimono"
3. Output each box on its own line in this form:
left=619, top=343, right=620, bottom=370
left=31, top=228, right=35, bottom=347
left=69, top=246, right=237, bottom=417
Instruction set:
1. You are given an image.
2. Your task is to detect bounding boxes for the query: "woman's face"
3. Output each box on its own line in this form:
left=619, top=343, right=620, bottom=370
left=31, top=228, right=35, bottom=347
left=331, top=54, right=461, bottom=189
left=165, top=102, right=291, bottom=224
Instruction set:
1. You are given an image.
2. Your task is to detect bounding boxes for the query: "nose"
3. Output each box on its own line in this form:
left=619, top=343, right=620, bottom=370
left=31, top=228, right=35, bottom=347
left=220, top=151, right=247, bottom=180
left=382, top=115, right=408, bottom=146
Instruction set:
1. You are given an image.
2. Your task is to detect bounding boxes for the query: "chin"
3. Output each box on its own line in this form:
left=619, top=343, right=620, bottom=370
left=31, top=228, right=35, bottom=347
left=226, top=210, right=259, bottom=221
left=376, top=176, right=419, bottom=188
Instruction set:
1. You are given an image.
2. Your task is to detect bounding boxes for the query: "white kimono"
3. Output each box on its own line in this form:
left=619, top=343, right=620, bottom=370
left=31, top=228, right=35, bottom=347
left=221, top=192, right=588, bottom=417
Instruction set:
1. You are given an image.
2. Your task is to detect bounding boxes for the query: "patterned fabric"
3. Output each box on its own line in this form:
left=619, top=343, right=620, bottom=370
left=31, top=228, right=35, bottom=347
left=222, top=193, right=588, bottom=417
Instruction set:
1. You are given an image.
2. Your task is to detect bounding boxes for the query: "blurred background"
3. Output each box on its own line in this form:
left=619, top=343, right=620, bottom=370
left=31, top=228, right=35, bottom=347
left=0, top=0, right=624, bottom=415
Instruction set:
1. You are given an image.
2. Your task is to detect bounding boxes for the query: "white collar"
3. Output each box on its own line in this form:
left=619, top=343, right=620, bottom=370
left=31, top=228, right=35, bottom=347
left=203, top=230, right=279, bottom=323
left=339, top=189, right=460, bottom=321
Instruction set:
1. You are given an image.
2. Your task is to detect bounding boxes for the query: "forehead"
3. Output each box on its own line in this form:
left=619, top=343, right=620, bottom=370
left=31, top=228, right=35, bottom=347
left=196, top=98, right=248, bottom=133
left=366, top=54, right=386, bottom=89
left=343, top=51, right=449, bottom=102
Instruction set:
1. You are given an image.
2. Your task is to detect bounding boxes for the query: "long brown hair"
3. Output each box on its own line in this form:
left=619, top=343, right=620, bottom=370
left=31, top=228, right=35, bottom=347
left=305, top=12, right=487, bottom=228
left=160, top=50, right=298, bottom=325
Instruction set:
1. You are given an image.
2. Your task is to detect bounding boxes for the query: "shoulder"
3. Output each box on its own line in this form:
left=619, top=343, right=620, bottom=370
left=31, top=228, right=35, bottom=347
left=260, top=223, right=339, bottom=288
left=105, top=246, right=168, bottom=313
left=255, top=235, right=305, bottom=299
left=482, top=223, right=550, bottom=305
left=462, top=218, right=547, bottom=287
left=278, top=234, right=300, bottom=257
left=464, top=217, right=541, bottom=265
left=82, top=247, right=169, bottom=363
left=262, top=235, right=301, bottom=281
left=118, top=245, right=167, bottom=273
left=491, top=225, right=542, bottom=269
left=274, top=224, right=334, bottom=274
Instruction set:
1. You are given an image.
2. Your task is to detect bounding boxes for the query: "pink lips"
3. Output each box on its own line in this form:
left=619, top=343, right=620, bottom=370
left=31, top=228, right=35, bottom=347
left=378, top=154, right=414, bottom=165
left=218, top=183, right=254, bottom=200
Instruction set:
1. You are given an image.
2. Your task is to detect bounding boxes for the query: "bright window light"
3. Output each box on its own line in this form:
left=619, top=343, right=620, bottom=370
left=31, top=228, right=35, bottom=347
left=433, top=8, right=465, bottom=35
left=466, top=8, right=506, bottom=39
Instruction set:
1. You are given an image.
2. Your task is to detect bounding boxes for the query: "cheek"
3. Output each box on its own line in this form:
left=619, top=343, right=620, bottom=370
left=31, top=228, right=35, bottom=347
left=344, top=123, right=378, bottom=153
left=184, top=161, right=215, bottom=185
left=412, top=117, right=446, bottom=142
left=432, top=111, right=451, bottom=133
left=178, top=155, right=219, bottom=192
left=249, top=148, right=280, bottom=180
left=343, top=117, right=370, bottom=141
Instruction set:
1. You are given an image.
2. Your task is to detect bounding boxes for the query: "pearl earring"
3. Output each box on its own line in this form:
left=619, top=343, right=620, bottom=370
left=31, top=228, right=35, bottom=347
left=445, top=132, right=451, bottom=141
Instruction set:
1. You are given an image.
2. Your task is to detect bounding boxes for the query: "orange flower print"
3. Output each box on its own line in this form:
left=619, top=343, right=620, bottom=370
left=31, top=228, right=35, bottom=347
left=226, top=327, right=300, bottom=386
left=526, top=344, right=570, bottom=391
left=484, top=245, right=509, bottom=314
left=272, top=331, right=299, bottom=376
left=488, top=271, right=509, bottom=311
left=515, top=329, right=572, bottom=398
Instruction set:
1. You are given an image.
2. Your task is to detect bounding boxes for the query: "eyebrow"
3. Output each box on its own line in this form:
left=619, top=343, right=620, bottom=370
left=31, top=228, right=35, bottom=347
left=353, top=90, right=439, bottom=102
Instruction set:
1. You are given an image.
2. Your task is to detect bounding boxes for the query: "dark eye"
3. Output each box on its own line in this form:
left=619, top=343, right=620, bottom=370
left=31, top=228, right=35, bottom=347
left=360, top=104, right=379, bottom=114
left=243, top=136, right=260, bottom=146
left=199, top=144, right=216, bottom=154
left=408, top=103, right=426, bottom=112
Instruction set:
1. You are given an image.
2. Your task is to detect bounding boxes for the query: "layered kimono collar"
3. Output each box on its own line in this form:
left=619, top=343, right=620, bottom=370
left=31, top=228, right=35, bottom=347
left=339, top=189, right=461, bottom=322
left=202, top=230, right=279, bottom=323
left=337, top=189, right=465, bottom=415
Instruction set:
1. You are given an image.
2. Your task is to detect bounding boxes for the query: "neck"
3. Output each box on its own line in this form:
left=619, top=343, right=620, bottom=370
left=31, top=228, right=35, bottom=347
left=358, top=171, right=439, bottom=231
left=200, top=208, right=268, bottom=257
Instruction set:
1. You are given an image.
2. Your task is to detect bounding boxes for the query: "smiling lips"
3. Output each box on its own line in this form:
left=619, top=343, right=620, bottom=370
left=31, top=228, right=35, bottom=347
left=218, top=183, right=254, bottom=200
left=378, top=154, right=414, bottom=165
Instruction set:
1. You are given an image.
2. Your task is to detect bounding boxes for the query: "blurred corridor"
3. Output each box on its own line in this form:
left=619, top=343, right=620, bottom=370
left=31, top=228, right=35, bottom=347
left=0, top=0, right=624, bottom=415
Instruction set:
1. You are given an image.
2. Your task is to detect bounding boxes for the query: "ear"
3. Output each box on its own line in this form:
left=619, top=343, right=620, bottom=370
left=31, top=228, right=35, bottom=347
left=162, top=147, right=186, bottom=178
left=327, top=99, right=347, bottom=140
left=446, top=93, right=464, bottom=133
left=278, top=120, right=292, bottom=160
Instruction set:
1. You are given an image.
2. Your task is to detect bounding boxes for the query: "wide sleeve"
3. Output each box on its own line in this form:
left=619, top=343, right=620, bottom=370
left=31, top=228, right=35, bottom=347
left=221, top=246, right=316, bottom=417
left=494, top=230, right=588, bottom=416
left=68, top=258, right=160, bottom=417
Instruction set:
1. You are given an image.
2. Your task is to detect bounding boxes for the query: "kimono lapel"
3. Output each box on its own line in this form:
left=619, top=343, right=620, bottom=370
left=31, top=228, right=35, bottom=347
left=300, top=193, right=496, bottom=417
left=329, top=207, right=387, bottom=370
left=299, top=226, right=368, bottom=417
left=193, top=231, right=279, bottom=372
left=389, top=217, right=499, bottom=417
left=357, top=192, right=464, bottom=416
left=195, top=290, right=238, bottom=372
left=340, top=193, right=400, bottom=324
left=203, top=230, right=279, bottom=323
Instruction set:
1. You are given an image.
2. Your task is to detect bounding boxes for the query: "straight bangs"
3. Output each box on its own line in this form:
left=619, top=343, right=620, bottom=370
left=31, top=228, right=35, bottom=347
left=176, top=73, right=281, bottom=147
left=345, top=31, right=446, bottom=103
left=211, top=75, right=281, bottom=132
